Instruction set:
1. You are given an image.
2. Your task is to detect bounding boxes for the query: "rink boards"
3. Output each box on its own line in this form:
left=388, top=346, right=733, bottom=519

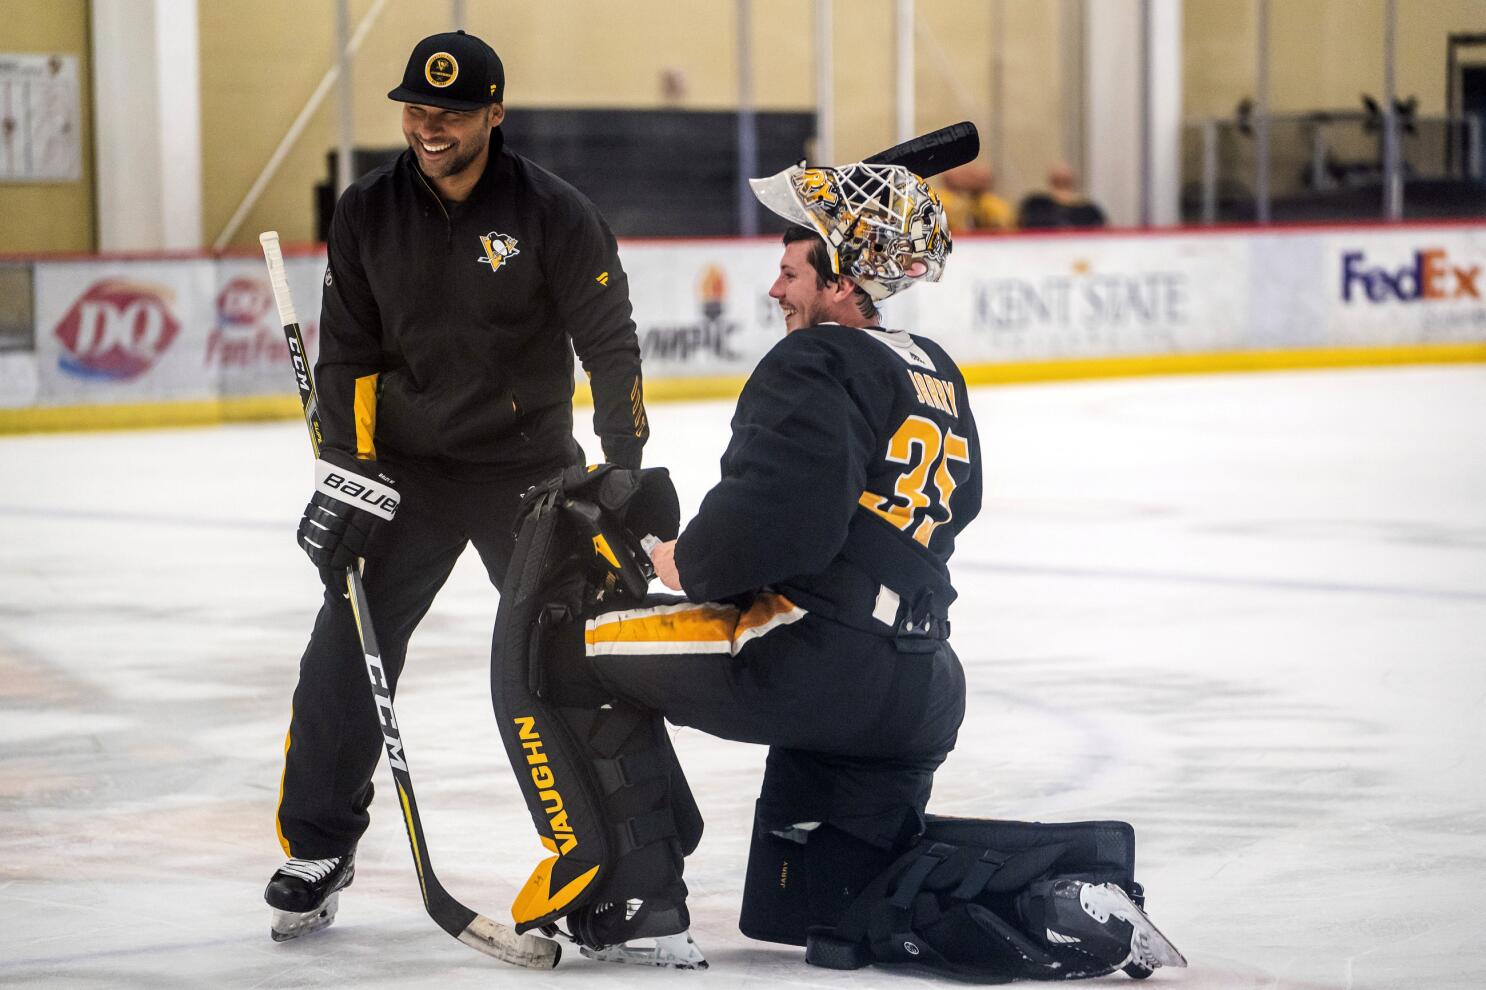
left=1, top=222, right=1483, bottom=431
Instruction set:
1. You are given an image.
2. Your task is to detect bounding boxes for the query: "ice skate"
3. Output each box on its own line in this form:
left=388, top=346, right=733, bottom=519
left=265, top=853, right=355, bottom=942
left=1024, top=878, right=1187, bottom=979
left=567, top=897, right=708, bottom=969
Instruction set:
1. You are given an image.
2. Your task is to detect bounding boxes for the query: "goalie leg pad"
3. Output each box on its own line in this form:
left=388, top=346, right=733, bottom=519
left=794, top=817, right=1183, bottom=982
left=740, top=808, right=901, bottom=947
left=494, top=467, right=696, bottom=934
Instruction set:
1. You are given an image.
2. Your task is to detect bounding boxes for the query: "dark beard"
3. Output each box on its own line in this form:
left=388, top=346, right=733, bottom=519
left=416, top=133, right=487, bottom=180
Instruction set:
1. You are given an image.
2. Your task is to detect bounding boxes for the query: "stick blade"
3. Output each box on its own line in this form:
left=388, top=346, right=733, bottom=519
left=457, top=914, right=563, bottom=969
left=863, top=121, right=980, bottom=178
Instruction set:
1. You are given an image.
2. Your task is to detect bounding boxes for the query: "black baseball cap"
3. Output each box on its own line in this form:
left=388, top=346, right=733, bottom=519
left=387, top=30, right=504, bottom=111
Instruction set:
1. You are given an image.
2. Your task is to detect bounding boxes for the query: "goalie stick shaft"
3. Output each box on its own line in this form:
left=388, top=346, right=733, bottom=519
left=862, top=120, right=980, bottom=178
left=257, top=231, right=560, bottom=970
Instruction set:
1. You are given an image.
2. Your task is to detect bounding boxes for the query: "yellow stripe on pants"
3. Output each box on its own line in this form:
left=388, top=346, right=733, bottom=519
left=585, top=594, right=805, bottom=657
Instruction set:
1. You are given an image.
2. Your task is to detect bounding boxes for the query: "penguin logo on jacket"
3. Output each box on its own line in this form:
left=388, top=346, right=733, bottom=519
left=477, top=231, right=521, bottom=273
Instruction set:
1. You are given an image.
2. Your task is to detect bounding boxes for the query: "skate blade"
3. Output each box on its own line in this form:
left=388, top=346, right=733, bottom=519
left=1080, top=884, right=1187, bottom=970
left=270, top=891, right=340, bottom=942
left=579, top=930, right=709, bottom=970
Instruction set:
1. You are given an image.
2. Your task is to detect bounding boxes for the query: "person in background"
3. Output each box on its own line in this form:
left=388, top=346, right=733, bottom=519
left=936, top=162, right=1016, bottom=233
left=1018, top=161, right=1107, bottom=229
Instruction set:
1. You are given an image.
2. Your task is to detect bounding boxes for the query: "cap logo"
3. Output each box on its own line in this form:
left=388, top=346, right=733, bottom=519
left=425, top=52, right=459, bottom=88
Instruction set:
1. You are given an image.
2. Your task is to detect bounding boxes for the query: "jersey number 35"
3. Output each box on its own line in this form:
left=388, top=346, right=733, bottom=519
left=859, top=414, right=971, bottom=546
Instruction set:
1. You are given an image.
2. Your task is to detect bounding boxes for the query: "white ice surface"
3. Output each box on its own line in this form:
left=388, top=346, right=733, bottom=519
left=2, top=365, right=1483, bottom=989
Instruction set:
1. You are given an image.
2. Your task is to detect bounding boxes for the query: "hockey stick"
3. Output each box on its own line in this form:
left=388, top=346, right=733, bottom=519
left=863, top=120, right=980, bottom=178
left=258, top=231, right=561, bottom=970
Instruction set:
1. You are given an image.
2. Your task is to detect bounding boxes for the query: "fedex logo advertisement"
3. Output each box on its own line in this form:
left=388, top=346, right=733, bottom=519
left=1341, top=247, right=1481, bottom=303
left=53, top=279, right=181, bottom=380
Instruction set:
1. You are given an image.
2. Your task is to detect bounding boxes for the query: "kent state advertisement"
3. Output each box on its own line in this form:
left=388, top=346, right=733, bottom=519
left=929, top=235, right=1251, bottom=361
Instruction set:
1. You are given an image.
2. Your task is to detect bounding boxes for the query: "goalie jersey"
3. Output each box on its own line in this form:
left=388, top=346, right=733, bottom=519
left=674, top=322, right=981, bottom=633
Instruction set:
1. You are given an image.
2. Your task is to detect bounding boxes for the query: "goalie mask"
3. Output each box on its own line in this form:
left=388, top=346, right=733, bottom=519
left=750, top=162, right=951, bottom=302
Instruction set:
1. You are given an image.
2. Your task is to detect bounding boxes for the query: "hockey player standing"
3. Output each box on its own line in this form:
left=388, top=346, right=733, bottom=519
left=264, top=30, right=647, bottom=940
left=491, top=158, right=1185, bottom=979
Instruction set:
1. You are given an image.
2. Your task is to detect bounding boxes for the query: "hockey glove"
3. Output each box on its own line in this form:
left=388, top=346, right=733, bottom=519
left=297, top=448, right=399, bottom=578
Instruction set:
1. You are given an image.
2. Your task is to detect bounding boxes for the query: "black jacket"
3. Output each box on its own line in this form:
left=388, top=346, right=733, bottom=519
left=676, top=324, right=981, bottom=628
left=317, top=128, right=647, bottom=474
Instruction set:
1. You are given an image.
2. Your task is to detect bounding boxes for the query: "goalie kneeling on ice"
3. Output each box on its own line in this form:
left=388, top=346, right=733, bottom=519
left=741, top=814, right=1187, bottom=981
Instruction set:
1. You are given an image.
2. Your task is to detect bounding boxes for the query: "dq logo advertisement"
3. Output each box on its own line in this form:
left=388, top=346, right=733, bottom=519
left=53, top=279, right=180, bottom=381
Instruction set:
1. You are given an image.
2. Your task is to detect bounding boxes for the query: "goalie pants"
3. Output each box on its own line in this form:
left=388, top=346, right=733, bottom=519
left=582, top=594, right=967, bottom=849
left=276, top=452, right=576, bottom=860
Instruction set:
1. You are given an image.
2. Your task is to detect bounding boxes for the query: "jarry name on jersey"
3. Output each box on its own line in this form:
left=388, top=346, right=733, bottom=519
left=908, top=368, right=959, bottom=417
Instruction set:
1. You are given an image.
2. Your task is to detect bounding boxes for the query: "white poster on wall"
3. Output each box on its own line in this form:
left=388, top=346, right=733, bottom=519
left=0, top=53, right=82, bottom=182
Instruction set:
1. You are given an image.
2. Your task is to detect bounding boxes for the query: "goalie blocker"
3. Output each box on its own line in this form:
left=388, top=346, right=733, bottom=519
left=490, top=467, right=1185, bottom=978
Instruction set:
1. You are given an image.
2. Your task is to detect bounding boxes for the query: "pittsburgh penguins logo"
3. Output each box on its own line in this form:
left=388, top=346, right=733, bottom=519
left=425, top=52, right=459, bottom=88
left=793, top=169, right=839, bottom=208
left=477, top=231, right=521, bottom=272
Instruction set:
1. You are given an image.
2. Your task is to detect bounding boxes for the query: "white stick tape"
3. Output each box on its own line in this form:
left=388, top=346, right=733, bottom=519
left=258, top=230, right=300, bottom=328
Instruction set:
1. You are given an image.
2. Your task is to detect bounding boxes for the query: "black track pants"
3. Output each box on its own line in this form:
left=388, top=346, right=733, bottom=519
left=275, top=455, right=574, bottom=859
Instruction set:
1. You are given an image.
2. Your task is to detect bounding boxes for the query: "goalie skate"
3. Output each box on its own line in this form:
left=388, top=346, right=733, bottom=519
left=265, top=854, right=354, bottom=942
left=579, top=931, right=708, bottom=970
left=568, top=897, right=709, bottom=970
left=1047, top=880, right=1188, bottom=978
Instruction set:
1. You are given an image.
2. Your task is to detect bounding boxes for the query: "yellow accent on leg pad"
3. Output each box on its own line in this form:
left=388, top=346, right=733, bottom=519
left=512, top=854, right=601, bottom=926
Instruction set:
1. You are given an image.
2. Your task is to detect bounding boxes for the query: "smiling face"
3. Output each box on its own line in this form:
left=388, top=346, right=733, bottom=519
left=400, top=102, right=504, bottom=194
left=768, top=238, right=863, bottom=333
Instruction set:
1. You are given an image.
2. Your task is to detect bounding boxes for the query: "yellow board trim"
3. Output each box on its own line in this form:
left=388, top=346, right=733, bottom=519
left=0, top=344, right=1482, bottom=436
left=0, top=394, right=302, bottom=434
left=571, top=343, right=1486, bottom=405
left=958, top=343, right=1486, bottom=386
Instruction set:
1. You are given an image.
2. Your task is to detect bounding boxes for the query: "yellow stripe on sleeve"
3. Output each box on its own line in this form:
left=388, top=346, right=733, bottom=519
left=353, top=373, right=379, bottom=460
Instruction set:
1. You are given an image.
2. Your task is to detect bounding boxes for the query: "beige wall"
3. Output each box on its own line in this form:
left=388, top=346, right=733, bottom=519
left=201, top=0, right=822, bottom=248
left=0, top=0, right=94, bottom=254
left=199, top=0, right=1059, bottom=248
left=7, top=0, right=1483, bottom=253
